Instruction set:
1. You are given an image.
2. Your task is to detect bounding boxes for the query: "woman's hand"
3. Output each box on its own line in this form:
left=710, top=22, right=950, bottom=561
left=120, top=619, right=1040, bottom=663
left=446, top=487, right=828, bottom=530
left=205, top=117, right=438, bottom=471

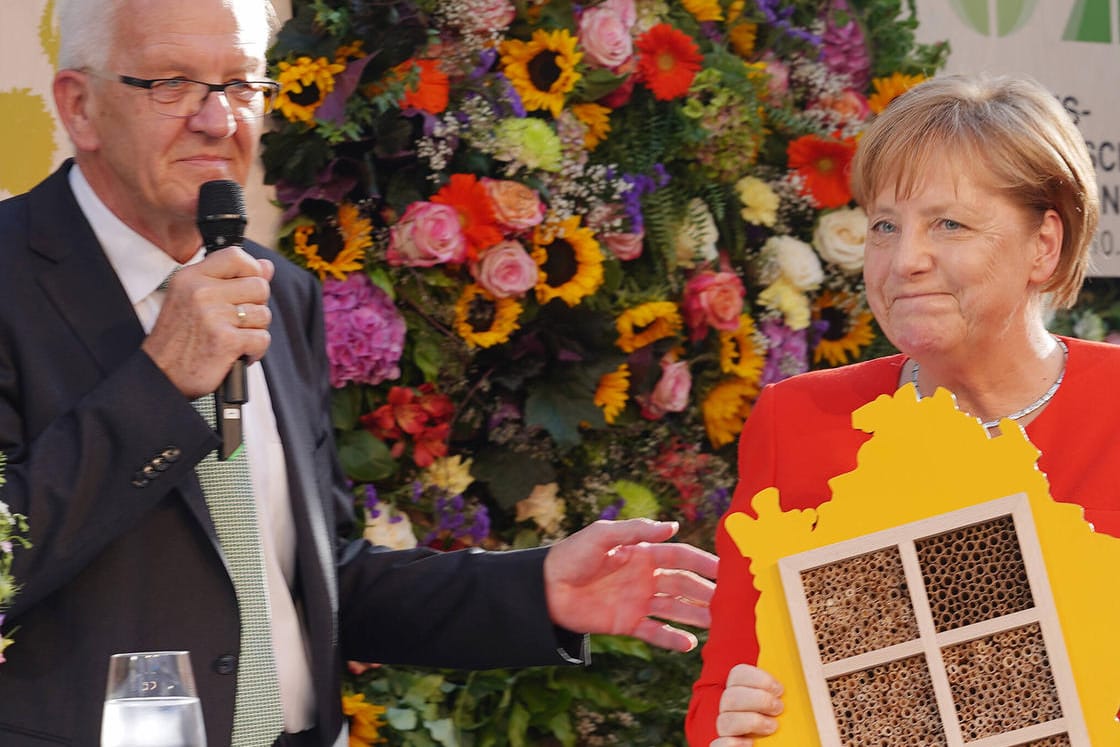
left=710, top=664, right=784, bottom=746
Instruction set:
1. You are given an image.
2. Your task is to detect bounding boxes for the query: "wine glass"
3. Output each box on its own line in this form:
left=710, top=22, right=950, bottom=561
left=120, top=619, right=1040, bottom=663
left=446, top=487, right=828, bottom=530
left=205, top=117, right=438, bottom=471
left=100, top=651, right=207, bottom=747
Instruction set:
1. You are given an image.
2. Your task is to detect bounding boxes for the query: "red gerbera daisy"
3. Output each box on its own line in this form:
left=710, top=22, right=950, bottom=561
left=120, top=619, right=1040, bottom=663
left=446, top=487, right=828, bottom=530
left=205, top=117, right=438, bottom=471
left=431, top=173, right=504, bottom=260
left=635, top=23, right=702, bottom=101
left=396, top=58, right=450, bottom=115
left=786, top=134, right=857, bottom=208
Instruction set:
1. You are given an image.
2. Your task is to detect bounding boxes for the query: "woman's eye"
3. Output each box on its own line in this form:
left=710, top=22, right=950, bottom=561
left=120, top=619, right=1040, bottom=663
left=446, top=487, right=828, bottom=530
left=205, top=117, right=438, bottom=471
left=942, top=218, right=962, bottom=230
left=871, top=220, right=897, bottom=234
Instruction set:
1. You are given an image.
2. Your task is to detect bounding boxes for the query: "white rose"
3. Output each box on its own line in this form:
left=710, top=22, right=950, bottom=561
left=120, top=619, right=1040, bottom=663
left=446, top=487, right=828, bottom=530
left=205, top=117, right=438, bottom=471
left=674, top=198, right=719, bottom=268
left=813, top=207, right=867, bottom=273
left=765, top=235, right=824, bottom=291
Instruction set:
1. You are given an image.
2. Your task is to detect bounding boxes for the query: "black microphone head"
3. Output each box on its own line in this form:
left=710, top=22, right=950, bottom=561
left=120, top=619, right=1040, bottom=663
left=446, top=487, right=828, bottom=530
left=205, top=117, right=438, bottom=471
left=197, top=179, right=246, bottom=252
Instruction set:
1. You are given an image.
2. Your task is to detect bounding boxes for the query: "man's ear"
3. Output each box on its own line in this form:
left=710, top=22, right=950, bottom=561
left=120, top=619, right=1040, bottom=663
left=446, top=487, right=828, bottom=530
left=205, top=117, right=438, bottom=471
left=1030, top=208, right=1063, bottom=285
left=53, top=70, right=100, bottom=153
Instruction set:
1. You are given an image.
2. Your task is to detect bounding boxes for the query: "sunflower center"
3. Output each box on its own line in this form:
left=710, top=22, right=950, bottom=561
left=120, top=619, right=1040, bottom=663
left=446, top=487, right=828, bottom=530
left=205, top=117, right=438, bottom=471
left=289, top=82, right=323, bottom=107
left=821, top=306, right=850, bottom=341
left=528, top=50, right=563, bottom=92
left=311, top=226, right=345, bottom=263
left=468, top=294, right=498, bottom=332
left=541, top=239, right=577, bottom=286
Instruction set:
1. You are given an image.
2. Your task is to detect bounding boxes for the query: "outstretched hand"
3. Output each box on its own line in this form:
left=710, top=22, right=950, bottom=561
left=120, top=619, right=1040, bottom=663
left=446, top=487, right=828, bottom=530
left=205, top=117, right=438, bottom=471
left=542, top=518, right=718, bottom=652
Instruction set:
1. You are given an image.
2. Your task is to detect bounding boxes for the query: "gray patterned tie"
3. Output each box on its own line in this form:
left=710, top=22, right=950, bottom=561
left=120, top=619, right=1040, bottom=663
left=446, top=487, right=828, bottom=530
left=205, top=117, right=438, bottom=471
left=192, top=394, right=284, bottom=746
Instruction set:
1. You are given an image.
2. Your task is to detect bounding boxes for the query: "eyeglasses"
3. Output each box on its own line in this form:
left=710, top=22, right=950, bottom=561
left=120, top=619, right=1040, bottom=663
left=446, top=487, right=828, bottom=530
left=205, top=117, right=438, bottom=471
left=116, top=75, right=281, bottom=120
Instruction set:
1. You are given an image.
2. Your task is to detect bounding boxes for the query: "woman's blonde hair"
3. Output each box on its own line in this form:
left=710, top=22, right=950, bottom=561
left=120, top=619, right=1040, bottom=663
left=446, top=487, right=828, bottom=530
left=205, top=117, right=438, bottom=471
left=850, top=73, right=1098, bottom=309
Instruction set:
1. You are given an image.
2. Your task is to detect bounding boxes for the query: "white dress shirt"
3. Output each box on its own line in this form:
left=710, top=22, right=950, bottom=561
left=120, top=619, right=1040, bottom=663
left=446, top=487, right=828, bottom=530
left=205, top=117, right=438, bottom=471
left=69, top=165, right=316, bottom=733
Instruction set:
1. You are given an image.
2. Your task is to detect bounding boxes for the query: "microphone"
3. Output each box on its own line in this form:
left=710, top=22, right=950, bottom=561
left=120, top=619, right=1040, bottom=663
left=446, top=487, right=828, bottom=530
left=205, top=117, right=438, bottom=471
left=197, top=180, right=249, bottom=461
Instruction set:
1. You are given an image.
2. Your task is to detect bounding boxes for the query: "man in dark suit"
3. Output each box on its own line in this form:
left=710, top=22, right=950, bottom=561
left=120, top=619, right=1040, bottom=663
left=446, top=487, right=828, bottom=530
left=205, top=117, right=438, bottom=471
left=0, top=1, right=718, bottom=745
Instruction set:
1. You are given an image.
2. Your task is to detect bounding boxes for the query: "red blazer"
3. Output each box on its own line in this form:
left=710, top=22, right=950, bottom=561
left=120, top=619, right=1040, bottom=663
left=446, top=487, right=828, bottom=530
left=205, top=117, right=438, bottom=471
left=686, top=339, right=1120, bottom=746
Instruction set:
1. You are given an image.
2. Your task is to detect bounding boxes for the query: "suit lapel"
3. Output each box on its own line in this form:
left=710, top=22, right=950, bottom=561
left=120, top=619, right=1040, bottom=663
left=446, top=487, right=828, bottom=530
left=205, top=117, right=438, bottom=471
left=29, top=163, right=148, bottom=376
left=28, top=162, right=217, bottom=541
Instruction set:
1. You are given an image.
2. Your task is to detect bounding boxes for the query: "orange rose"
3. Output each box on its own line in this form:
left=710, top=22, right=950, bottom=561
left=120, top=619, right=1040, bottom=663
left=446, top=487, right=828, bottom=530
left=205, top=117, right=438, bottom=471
left=481, top=178, right=545, bottom=232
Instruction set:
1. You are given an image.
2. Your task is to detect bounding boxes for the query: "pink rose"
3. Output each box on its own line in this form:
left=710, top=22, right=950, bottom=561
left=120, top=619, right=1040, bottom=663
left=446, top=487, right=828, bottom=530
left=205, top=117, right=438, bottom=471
left=471, top=240, right=540, bottom=298
left=601, top=231, right=644, bottom=261
left=579, top=6, right=634, bottom=70
left=599, top=0, right=637, bottom=27
left=642, top=356, right=692, bottom=419
left=387, top=201, right=467, bottom=267
left=682, top=271, right=746, bottom=341
left=816, top=89, right=871, bottom=123
left=481, top=178, right=545, bottom=232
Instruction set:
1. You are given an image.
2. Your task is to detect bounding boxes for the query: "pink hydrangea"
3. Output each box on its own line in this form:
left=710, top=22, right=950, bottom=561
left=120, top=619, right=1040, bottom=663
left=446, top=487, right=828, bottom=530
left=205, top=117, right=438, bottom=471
left=323, top=273, right=406, bottom=388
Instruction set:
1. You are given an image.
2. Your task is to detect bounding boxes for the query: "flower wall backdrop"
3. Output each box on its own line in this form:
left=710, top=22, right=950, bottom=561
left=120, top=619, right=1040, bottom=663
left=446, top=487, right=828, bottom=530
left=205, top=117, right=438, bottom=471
left=264, top=1, right=946, bottom=743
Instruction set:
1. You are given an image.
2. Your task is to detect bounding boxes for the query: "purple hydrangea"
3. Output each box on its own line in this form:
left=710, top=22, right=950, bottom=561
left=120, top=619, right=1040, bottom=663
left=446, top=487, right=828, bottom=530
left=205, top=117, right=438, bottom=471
left=322, top=273, right=406, bottom=388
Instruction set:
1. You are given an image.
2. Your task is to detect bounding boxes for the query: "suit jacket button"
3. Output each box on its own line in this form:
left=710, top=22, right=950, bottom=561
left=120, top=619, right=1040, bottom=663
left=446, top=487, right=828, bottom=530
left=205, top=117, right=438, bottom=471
left=162, top=447, right=182, bottom=463
left=213, top=654, right=237, bottom=675
left=131, top=473, right=150, bottom=488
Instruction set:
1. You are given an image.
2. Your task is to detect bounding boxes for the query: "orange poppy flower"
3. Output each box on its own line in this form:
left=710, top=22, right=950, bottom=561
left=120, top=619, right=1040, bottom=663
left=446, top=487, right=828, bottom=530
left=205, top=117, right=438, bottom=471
left=396, top=58, right=450, bottom=115
left=787, top=134, right=857, bottom=208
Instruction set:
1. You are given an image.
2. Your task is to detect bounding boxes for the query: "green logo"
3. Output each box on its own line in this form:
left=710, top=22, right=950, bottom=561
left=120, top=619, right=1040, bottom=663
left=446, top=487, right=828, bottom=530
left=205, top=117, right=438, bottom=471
left=949, top=0, right=1039, bottom=37
left=1063, top=0, right=1112, bottom=43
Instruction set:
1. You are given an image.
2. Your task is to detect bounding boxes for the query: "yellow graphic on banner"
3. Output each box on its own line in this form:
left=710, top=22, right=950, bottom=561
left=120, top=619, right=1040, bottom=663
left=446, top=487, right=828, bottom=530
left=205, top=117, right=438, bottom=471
left=726, top=384, right=1120, bottom=744
left=1, top=0, right=58, bottom=196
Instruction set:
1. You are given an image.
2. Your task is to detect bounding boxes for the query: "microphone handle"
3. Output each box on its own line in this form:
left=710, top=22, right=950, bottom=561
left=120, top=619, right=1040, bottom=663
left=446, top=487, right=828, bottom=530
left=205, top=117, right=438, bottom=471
left=216, top=356, right=248, bottom=461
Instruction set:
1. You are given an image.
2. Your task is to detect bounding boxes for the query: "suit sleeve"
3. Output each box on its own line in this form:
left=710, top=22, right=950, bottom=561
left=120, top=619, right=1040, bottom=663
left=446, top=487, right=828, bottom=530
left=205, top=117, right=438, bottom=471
left=285, top=262, right=582, bottom=669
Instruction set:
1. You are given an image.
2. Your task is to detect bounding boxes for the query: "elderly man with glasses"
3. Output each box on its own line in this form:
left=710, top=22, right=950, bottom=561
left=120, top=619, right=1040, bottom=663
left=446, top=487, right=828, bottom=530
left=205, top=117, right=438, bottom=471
left=0, top=1, right=719, bottom=746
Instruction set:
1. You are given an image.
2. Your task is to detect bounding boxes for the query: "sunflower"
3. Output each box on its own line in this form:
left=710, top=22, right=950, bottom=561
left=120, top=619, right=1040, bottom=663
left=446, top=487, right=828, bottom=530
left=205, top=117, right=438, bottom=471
left=812, top=290, right=875, bottom=366
left=500, top=29, right=582, bottom=118
left=681, top=0, right=724, bottom=22
left=719, top=315, right=766, bottom=383
left=595, top=364, right=631, bottom=424
left=334, top=40, right=365, bottom=63
left=868, top=72, right=928, bottom=114
left=786, top=133, right=857, bottom=209
left=292, top=203, right=372, bottom=280
left=635, top=23, right=703, bottom=101
left=432, top=173, right=503, bottom=260
left=455, top=283, right=522, bottom=348
left=274, top=55, right=346, bottom=124
left=532, top=216, right=605, bottom=307
left=728, top=21, right=758, bottom=58
left=342, top=692, right=388, bottom=746
left=615, top=301, right=683, bottom=353
left=702, top=377, right=759, bottom=449
left=570, top=102, right=612, bottom=150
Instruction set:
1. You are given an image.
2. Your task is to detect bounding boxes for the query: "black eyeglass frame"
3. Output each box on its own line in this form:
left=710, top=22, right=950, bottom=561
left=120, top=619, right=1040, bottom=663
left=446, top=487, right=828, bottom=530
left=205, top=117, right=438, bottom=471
left=116, top=74, right=281, bottom=118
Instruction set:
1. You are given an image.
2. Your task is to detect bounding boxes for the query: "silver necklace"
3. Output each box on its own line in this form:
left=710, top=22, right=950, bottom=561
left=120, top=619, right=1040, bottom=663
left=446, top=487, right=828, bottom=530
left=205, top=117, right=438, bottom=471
left=910, top=338, right=1069, bottom=429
